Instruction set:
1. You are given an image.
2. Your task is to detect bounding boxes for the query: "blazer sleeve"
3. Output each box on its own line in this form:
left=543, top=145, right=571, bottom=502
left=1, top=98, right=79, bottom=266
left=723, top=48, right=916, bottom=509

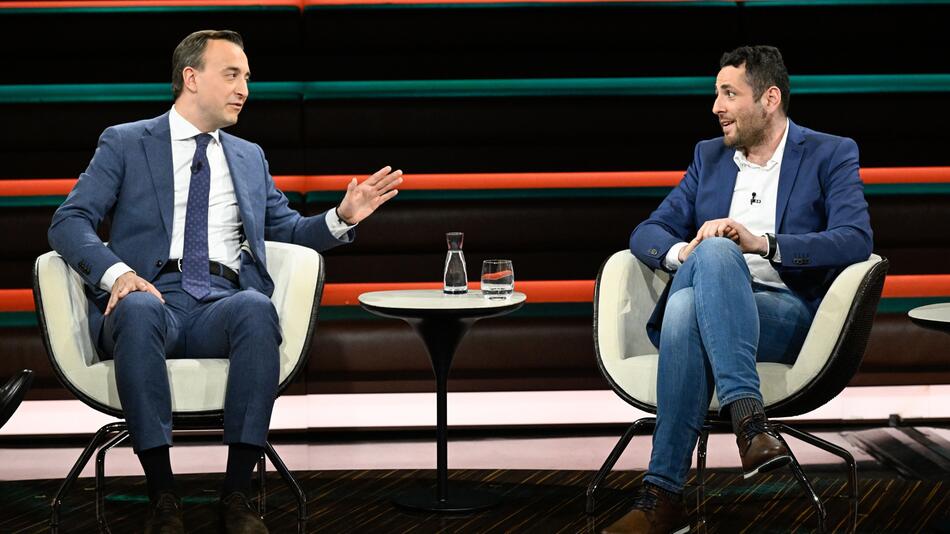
left=775, top=137, right=873, bottom=269
left=47, top=127, right=126, bottom=288
left=258, top=145, right=355, bottom=252
left=629, top=141, right=702, bottom=271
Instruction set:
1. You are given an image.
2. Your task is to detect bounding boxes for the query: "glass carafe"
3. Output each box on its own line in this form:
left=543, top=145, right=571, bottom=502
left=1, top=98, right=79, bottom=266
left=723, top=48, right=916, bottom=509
left=443, top=232, right=468, bottom=294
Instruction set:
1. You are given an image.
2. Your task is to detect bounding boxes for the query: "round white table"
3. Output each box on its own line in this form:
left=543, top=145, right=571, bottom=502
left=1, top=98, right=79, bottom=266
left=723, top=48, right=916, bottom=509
left=908, top=302, right=950, bottom=334
left=358, top=289, right=526, bottom=513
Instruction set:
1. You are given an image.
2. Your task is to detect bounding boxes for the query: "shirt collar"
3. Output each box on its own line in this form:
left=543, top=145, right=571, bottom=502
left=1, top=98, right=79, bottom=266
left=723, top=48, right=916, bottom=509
left=733, top=118, right=789, bottom=171
left=169, top=105, right=221, bottom=145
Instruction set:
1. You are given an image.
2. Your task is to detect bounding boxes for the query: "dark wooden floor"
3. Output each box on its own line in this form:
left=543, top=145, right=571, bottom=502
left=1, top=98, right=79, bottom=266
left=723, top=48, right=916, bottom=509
left=1, top=466, right=947, bottom=533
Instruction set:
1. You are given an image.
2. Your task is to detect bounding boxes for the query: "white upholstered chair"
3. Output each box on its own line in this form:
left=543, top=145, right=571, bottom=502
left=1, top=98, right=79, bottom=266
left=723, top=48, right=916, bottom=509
left=587, top=251, right=888, bottom=530
left=34, top=241, right=324, bottom=534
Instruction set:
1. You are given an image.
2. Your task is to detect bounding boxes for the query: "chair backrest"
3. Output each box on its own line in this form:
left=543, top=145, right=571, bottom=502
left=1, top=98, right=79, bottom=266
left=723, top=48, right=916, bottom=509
left=593, top=250, right=888, bottom=417
left=33, top=242, right=324, bottom=418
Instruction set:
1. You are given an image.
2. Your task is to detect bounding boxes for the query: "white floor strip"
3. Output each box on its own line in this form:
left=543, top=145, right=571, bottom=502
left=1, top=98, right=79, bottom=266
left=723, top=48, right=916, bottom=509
left=2, top=385, right=948, bottom=437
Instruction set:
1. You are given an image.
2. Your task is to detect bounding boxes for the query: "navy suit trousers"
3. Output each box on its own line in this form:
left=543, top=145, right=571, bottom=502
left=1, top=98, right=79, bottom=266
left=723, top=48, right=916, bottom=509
left=99, top=271, right=281, bottom=453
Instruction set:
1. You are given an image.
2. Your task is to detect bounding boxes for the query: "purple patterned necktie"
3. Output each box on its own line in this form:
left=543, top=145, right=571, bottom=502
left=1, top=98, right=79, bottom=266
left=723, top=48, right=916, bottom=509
left=181, top=133, right=213, bottom=299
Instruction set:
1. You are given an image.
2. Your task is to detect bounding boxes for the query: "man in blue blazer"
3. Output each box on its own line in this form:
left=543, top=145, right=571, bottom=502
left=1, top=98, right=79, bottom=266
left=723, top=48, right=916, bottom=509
left=48, top=30, right=402, bottom=534
left=605, top=46, right=872, bottom=534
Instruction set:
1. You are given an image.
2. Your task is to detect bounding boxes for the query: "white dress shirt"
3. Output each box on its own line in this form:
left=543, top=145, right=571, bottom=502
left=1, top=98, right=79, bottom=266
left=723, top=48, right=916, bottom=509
left=99, top=106, right=353, bottom=291
left=664, top=119, right=789, bottom=289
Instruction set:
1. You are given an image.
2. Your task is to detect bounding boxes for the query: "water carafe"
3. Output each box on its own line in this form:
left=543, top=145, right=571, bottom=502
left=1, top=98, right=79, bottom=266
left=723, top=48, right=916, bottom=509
left=443, top=232, right=468, bottom=294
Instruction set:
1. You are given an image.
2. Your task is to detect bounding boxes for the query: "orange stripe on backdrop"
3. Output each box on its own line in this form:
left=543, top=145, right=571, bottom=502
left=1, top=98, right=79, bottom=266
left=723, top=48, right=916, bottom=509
left=0, top=290, right=34, bottom=312
left=5, top=276, right=948, bottom=312
left=0, top=1, right=303, bottom=8
left=882, top=275, right=950, bottom=298
left=5, top=168, right=950, bottom=196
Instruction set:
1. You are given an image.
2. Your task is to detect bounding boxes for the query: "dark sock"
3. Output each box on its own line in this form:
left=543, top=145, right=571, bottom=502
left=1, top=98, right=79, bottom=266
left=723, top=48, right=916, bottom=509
left=138, top=445, right=175, bottom=502
left=223, top=443, right=263, bottom=497
left=729, top=397, right=766, bottom=434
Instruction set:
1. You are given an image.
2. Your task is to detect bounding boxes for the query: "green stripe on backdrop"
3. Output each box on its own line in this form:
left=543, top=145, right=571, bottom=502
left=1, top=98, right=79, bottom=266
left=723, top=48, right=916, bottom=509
left=3, top=75, right=950, bottom=103
left=0, top=299, right=944, bottom=328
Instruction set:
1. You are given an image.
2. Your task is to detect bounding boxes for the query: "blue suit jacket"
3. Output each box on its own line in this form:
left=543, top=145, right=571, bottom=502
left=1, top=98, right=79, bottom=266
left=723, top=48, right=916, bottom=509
left=629, top=120, right=873, bottom=347
left=49, top=112, right=353, bottom=344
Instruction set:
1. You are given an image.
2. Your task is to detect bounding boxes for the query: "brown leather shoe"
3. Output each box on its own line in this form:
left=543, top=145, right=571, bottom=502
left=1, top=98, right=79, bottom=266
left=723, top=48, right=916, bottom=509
left=144, top=492, right=184, bottom=534
left=601, top=483, right=689, bottom=534
left=735, top=413, right=792, bottom=478
left=220, top=492, right=269, bottom=534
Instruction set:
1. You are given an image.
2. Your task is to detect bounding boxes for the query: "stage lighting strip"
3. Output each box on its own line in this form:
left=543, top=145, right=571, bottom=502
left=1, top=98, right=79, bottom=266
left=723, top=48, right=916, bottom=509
left=2, top=167, right=950, bottom=207
left=2, top=74, right=950, bottom=103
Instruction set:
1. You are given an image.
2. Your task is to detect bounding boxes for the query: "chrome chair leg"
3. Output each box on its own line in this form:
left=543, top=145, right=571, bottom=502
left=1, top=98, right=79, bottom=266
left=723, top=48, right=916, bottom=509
left=695, top=429, right=710, bottom=533
left=257, top=451, right=267, bottom=516
left=775, top=423, right=858, bottom=499
left=95, top=430, right=129, bottom=534
left=784, top=443, right=827, bottom=532
left=264, top=442, right=306, bottom=534
left=50, top=422, right=127, bottom=533
left=586, top=417, right=656, bottom=515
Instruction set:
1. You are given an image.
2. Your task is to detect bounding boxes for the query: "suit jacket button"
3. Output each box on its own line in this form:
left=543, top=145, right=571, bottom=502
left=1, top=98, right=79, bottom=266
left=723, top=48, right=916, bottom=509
left=155, top=260, right=163, bottom=267
left=649, top=248, right=658, bottom=256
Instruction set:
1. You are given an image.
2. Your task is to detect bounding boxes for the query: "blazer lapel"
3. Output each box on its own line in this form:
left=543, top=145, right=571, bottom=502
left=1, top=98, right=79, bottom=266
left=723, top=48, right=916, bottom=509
left=712, top=150, right=739, bottom=219
left=220, top=134, right=256, bottom=243
left=775, top=120, right=806, bottom=232
left=142, top=114, right=174, bottom=240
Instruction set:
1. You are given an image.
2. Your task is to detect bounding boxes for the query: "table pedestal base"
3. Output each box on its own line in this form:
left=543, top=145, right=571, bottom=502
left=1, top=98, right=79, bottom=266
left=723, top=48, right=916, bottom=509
left=393, top=483, right=500, bottom=513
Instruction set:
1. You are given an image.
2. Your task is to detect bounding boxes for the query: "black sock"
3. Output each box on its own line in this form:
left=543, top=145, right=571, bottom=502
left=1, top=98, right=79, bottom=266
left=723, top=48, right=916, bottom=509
left=138, top=445, right=175, bottom=502
left=729, top=397, right=766, bottom=434
left=223, top=443, right=263, bottom=497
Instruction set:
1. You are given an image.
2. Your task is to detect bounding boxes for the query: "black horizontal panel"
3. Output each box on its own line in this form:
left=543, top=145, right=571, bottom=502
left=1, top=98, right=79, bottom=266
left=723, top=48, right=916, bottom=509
left=0, top=9, right=302, bottom=84
left=303, top=4, right=736, bottom=80
left=740, top=4, right=950, bottom=75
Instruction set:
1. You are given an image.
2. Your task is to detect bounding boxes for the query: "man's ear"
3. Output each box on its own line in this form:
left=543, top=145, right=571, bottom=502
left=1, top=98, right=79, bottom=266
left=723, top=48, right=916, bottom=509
left=764, top=85, right=782, bottom=113
left=182, top=66, right=198, bottom=93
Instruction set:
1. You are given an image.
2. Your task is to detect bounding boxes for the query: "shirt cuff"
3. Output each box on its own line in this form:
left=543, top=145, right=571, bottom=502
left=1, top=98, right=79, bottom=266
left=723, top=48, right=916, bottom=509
left=99, top=262, right=135, bottom=292
left=326, top=207, right=356, bottom=239
left=663, top=242, right=688, bottom=271
left=773, top=241, right=782, bottom=263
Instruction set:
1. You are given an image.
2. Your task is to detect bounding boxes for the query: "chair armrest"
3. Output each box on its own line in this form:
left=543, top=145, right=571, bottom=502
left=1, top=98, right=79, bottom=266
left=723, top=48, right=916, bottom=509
left=263, top=241, right=324, bottom=386
left=595, top=250, right=669, bottom=363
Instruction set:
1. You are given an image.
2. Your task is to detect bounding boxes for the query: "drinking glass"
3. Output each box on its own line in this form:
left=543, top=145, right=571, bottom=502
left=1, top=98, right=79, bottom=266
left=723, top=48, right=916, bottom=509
left=480, top=260, right=514, bottom=300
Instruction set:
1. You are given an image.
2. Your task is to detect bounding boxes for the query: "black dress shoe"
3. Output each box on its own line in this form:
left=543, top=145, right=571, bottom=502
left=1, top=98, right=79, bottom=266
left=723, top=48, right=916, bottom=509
left=144, top=492, right=184, bottom=534
left=220, top=492, right=269, bottom=534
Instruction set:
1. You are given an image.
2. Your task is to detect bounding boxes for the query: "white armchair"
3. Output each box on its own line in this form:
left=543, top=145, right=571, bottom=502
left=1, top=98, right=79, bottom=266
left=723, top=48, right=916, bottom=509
left=34, top=241, right=323, bottom=534
left=587, top=250, right=888, bottom=529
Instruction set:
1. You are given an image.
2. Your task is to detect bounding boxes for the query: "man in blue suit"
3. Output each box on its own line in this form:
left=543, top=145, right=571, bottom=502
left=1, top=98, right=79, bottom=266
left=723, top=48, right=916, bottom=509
left=604, top=46, right=872, bottom=534
left=48, top=30, right=403, bottom=533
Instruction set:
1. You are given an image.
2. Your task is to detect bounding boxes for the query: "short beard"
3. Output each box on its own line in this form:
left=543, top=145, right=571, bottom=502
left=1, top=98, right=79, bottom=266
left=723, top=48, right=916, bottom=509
left=724, top=106, right=768, bottom=151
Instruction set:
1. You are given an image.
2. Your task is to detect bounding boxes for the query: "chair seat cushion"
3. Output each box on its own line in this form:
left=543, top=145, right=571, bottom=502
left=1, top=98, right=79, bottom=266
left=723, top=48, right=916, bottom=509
left=68, top=359, right=231, bottom=413
left=607, top=353, right=793, bottom=411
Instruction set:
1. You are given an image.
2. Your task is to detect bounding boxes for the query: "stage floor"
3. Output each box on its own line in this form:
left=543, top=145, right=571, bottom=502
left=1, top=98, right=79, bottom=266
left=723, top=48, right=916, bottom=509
left=1, top=427, right=948, bottom=533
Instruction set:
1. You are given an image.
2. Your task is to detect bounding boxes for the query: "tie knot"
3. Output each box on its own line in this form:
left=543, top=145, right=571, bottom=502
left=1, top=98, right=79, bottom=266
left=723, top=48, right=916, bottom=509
left=194, top=133, right=213, bottom=151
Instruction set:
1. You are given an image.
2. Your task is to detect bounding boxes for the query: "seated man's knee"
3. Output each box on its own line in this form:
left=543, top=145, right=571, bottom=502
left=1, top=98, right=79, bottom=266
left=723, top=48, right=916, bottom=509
left=691, top=237, right=743, bottom=266
left=229, top=291, right=279, bottom=328
left=112, top=291, right=164, bottom=325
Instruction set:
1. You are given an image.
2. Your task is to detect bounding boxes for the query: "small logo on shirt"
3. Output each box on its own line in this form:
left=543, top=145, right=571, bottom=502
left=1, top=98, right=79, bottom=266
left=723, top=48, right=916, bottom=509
left=750, top=192, right=762, bottom=205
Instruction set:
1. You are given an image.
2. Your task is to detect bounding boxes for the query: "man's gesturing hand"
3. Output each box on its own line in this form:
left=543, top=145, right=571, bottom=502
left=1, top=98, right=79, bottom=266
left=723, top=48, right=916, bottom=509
left=105, top=271, right=164, bottom=316
left=336, top=166, right=403, bottom=225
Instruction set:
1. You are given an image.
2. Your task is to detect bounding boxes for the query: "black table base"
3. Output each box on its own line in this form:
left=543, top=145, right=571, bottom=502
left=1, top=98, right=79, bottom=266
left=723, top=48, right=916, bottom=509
left=393, top=483, right=500, bottom=513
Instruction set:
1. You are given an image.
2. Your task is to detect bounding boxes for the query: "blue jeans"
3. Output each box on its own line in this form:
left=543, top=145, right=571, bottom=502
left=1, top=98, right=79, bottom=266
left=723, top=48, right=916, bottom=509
left=643, top=238, right=813, bottom=494
left=100, top=272, right=281, bottom=453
